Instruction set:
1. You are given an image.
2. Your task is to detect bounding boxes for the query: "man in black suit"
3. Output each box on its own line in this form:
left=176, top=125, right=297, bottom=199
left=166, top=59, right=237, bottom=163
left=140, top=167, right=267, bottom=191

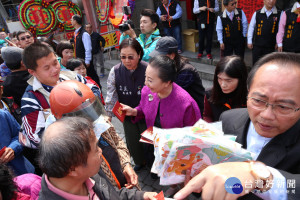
left=174, top=52, right=300, bottom=200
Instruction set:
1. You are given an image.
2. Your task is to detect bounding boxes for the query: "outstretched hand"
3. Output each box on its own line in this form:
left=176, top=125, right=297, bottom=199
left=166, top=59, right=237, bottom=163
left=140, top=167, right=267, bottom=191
left=174, top=162, right=256, bottom=200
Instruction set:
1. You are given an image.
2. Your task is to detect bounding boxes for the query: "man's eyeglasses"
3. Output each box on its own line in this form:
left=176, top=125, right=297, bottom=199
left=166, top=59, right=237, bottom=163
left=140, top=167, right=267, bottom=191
left=247, top=97, right=300, bottom=116
left=230, top=2, right=237, bottom=6
left=120, top=55, right=135, bottom=60
left=20, top=35, right=32, bottom=41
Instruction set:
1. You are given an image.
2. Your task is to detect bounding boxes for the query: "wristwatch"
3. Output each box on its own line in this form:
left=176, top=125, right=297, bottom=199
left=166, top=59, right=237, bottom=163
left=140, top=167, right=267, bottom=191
left=249, top=161, right=273, bottom=192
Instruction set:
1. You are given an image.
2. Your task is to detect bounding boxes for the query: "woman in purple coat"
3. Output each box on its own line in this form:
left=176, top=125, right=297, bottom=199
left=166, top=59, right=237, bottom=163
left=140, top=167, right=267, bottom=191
left=122, top=55, right=201, bottom=183
left=122, top=55, right=201, bottom=128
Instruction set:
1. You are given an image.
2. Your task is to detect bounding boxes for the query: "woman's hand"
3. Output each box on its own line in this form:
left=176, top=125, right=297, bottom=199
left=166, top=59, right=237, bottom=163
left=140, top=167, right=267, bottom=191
left=121, top=104, right=137, bottom=116
left=123, top=164, right=138, bottom=189
left=0, top=148, right=15, bottom=163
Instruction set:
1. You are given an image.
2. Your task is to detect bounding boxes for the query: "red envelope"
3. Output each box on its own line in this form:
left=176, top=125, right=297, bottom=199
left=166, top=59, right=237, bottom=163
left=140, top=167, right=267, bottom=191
left=112, top=101, right=126, bottom=122
left=0, top=146, right=6, bottom=157
left=141, top=127, right=154, bottom=142
left=155, top=191, right=165, bottom=200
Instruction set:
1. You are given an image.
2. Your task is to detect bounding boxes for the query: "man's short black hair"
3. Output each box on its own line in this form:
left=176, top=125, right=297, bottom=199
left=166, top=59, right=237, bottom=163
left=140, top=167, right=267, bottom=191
left=141, top=9, right=159, bottom=29
left=72, top=14, right=82, bottom=25
left=247, top=52, right=300, bottom=90
left=85, top=23, right=92, bottom=28
left=16, top=30, right=33, bottom=40
left=22, top=43, right=53, bottom=70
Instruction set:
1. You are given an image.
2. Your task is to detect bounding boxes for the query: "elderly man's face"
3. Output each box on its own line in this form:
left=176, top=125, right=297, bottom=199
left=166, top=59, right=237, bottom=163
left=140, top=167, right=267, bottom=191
left=81, top=134, right=102, bottom=177
left=85, top=24, right=92, bottom=35
left=247, top=63, right=300, bottom=138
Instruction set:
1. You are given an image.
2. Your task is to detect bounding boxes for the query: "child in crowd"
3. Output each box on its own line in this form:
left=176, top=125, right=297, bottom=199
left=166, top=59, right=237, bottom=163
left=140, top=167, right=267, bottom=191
left=66, top=58, right=105, bottom=105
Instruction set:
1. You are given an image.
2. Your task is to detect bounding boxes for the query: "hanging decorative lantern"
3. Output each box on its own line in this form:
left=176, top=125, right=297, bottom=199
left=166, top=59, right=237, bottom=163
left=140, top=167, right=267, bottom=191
left=52, top=1, right=82, bottom=32
left=95, top=0, right=110, bottom=23
left=18, top=0, right=57, bottom=36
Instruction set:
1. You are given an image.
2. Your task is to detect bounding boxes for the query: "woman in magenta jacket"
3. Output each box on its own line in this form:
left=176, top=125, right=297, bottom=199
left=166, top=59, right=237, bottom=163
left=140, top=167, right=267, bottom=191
left=122, top=55, right=201, bottom=182
left=122, top=55, right=201, bottom=129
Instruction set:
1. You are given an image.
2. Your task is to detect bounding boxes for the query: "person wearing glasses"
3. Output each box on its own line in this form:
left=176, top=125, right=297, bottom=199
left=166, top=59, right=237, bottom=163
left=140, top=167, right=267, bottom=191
left=173, top=52, right=300, bottom=200
left=216, top=0, right=248, bottom=58
left=203, top=55, right=248, bottom=122
left=105, top=38, right=148, bottom=172
left=0, top=30, right=34, bottom=78
left=16, top=30, right=34, bottom=49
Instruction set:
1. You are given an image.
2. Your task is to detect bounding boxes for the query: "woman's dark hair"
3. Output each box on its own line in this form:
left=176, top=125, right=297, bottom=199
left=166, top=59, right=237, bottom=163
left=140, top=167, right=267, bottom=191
left=56, top=41, right=73, bottom=58
left=210, top=55, right=248, bottom=106
left=36, top=36, right=56, bottom=52
left=168, top=50, right=189, bottom=73
left=66, top=58, right=86, bottom=71
left=0, top=163, right=17, bottom=200
left=149, top=55, right=177, bottom=83
left=120, top=38, right=144, bottom=62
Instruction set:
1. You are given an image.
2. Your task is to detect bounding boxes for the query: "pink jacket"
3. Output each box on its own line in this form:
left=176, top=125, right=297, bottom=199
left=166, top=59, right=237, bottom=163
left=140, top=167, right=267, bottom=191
left=133, top=83, right=201, bottom=128
left=14, top=173, right=42, bottom=200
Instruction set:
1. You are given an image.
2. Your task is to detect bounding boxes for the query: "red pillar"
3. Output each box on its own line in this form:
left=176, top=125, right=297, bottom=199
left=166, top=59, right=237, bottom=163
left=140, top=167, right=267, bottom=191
left=185, top=0, right=193, bottom=20
left=82, top=0, right=99, bottom=32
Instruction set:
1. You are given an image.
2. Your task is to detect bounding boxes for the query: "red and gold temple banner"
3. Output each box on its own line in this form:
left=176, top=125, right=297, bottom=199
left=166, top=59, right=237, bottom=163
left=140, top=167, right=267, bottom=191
left=237, top=0, right=264, bottom=23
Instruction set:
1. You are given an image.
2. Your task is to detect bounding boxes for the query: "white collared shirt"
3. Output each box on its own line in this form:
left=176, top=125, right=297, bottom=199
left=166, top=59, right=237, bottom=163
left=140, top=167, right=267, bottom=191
left=247, top=6, right=279, bottom=44
left=216, top=9, right=248, bottom=44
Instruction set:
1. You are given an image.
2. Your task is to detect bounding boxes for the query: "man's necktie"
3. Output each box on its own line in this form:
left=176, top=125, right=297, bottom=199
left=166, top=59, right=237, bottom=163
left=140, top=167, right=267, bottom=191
left=230, top=12, right=234, bottom=21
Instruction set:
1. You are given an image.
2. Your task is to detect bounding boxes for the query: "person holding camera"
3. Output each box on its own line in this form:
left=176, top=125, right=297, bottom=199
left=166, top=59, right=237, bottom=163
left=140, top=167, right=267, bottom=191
left=156, top=0, right=183, bottom=54
left=119, top=9, right=161, bottom=62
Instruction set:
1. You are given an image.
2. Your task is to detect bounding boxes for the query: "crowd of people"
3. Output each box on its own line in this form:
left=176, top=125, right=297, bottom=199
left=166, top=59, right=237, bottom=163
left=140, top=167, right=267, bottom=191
left=0, top=1, right=300, bottom=199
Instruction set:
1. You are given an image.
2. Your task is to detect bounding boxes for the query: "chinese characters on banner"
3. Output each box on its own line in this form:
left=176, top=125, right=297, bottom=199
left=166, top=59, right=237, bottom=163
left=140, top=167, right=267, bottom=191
left=18, top=0, right=81, bottom=35
left=237, top=0, right=264, bottom=23
left=102, top=31, right=119, bottom=49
